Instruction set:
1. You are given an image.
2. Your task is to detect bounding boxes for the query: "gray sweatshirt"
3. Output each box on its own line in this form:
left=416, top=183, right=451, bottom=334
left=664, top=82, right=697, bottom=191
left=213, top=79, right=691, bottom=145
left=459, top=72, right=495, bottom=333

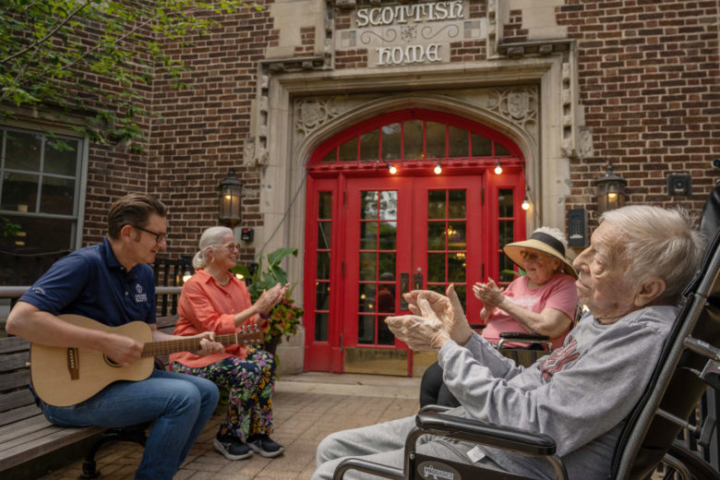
left=437, top=305, right=678, bottom=480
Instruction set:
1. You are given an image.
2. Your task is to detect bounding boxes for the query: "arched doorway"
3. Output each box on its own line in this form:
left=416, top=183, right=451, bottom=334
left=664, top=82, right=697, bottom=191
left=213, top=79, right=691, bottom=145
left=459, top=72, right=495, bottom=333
left=302, top=109, right=527, bottom=375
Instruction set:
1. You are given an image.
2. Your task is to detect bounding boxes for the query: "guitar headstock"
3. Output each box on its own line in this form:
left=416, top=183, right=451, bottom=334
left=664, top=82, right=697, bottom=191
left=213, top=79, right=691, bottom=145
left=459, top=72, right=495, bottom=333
left=237, top=325, right=265, bottom=346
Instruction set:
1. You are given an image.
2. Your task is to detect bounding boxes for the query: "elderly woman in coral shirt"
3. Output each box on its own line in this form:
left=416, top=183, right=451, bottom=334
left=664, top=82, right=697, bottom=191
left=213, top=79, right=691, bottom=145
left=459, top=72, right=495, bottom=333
left=171, top=226, right=288, bottom=461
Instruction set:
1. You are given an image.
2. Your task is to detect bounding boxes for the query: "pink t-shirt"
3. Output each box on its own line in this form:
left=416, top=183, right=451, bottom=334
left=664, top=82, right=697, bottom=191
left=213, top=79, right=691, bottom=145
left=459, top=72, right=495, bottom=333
left=480, top=273, right=578, bottom=350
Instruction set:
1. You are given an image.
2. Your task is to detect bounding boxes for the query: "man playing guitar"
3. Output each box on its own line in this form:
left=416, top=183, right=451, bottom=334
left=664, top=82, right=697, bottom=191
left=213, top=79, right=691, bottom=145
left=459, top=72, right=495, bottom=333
left=6, top=193, right=225, bottom=480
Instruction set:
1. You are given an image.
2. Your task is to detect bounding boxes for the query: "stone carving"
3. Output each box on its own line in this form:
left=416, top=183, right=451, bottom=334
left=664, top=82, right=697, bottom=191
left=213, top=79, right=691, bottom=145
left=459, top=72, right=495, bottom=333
left=486, top=87, right=538, bottom=135
left=400, top=25, right=417, bottom=42
left=295, top=97, right=346, bottom=141
left=242, top=137, right=268, bottom=166
left=293, top=87, right=539, bottom=149
left=577, top=126, right=594, bottom=159
left=243, top=139, right=255, bottom=166
left=360, top=29, right=398, bottom=44
left=421, top=24, right=459, bottom=40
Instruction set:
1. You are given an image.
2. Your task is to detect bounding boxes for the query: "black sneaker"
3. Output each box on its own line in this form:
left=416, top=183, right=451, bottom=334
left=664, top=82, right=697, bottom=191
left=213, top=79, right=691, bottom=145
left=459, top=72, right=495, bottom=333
left=214, top=433, right=253, bottom=460
left=247, top=434, right=285, bottom=458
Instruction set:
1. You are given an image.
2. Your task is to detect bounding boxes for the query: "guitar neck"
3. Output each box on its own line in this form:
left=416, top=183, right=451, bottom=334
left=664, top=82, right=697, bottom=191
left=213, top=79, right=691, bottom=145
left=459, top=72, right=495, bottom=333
left=141, top=332, right=256, bottom=357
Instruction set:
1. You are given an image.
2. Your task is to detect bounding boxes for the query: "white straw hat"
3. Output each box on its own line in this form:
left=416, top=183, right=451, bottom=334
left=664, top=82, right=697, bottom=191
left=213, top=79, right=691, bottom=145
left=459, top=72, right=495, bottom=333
left=503, top=231, right=578, bottom=279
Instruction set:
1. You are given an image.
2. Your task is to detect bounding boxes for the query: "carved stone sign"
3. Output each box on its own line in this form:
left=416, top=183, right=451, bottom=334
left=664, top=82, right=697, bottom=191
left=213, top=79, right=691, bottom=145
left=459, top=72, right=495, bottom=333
left=337, top=0, right=487, bottom=68
left=356, top=2, right=464, bottom=27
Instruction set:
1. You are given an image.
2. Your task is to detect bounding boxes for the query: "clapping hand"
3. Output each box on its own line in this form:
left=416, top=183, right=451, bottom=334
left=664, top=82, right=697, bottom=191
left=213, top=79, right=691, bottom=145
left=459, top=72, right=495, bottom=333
left=402, top=285, right=474, bottom=346
left=385, top=294, right=451, bottom=351
left=472, top=278, right=505, bottom=309
left=253, top=283, right=289, bottom=327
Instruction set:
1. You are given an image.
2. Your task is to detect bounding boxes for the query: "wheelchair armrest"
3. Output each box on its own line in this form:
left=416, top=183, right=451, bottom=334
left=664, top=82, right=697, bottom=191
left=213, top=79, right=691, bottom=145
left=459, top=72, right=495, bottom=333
left=416, top=413, right=557, bottom=457
left=418, top=405, right=453, bottom=414
left=498, top=332, right=550, bottom=342
left=333, top=458, right=404, bottom=480
left=497, top=333, right=552, bottom=351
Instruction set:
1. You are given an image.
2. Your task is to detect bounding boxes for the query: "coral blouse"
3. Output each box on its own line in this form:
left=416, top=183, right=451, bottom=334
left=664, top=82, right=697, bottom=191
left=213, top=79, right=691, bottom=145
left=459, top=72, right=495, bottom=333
left=170, top=269, right=260, bottom=368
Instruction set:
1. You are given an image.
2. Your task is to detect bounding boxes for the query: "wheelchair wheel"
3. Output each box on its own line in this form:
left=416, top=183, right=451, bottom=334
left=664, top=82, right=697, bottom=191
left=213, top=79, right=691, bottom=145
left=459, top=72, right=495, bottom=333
left=657, top=442, right=720, bottom=480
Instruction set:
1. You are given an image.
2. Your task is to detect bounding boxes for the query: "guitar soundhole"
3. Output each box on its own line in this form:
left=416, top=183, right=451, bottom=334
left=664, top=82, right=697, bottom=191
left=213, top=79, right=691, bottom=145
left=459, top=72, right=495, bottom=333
left=103, top=356, right=122, bottom=368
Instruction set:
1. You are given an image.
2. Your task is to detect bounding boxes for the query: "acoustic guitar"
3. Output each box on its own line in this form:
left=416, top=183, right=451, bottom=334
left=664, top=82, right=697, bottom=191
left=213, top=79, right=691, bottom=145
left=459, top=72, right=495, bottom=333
left=30, top=314, right=263, bottom=407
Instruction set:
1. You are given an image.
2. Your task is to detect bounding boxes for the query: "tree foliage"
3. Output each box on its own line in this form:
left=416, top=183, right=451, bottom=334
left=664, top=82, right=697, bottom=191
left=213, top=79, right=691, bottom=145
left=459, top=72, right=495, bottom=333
left=0, top=0, right=259, bottom=152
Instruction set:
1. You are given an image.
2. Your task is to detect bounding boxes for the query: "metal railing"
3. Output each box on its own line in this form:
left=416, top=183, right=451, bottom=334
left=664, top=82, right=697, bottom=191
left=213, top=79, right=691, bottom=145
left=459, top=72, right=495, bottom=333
left=0, top=286, right=183, bottom=321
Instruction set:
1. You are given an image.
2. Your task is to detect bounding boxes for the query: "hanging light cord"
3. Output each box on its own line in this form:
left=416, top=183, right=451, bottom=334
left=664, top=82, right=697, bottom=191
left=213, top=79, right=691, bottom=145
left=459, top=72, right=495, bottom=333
left=521, top=163, right=542, bottom=224
left=254, top=170, right=309, bottom=260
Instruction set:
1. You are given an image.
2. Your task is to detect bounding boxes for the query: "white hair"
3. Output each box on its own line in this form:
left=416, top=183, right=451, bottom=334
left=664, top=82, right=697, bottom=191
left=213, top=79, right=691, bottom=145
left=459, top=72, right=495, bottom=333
left=532, top=226, right=568, bottom=251
left=601, top=205, right=706, bottom=304
left=192, top=226, right=234, bottom=269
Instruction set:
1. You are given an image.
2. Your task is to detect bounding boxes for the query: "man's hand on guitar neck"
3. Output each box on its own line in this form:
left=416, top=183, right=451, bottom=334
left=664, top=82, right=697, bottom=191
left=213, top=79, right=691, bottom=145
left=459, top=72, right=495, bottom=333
left=151, top=328, right=225, bottom=357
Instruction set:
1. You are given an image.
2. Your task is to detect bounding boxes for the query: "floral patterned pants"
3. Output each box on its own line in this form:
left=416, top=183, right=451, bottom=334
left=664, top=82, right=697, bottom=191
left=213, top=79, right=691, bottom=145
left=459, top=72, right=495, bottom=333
left=171, top=348, right=276, bottom=442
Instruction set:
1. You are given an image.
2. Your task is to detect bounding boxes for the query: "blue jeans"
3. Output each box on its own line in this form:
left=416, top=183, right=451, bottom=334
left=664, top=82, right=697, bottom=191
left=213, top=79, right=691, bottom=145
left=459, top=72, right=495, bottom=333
left=41, top=369, right=219, bottom=480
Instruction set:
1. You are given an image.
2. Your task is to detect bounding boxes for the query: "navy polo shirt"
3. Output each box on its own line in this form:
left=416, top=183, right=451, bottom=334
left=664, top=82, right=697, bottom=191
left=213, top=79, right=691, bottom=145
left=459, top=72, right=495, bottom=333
left=20, top=237, right=156, bottom=327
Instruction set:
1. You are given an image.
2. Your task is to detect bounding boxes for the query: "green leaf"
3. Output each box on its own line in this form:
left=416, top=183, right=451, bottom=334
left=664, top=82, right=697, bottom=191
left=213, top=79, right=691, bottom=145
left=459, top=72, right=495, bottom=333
left=267, top=247, right=298, bottom=267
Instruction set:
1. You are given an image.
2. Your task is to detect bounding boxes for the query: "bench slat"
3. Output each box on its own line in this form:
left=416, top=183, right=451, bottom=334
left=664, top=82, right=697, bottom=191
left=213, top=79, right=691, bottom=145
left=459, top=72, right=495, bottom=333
left=0, top=404, right=42, bottom=428
left=0, top=414, right=50, bottom=446
left=0, top=336, right=30, bottom=355
left=0, top=389, right=37, bottom=416
left=0, top=423, right=105, bottom=471
left=0, top=351, right=30, bottom=374
left=0, top=370, right=31, bottom=393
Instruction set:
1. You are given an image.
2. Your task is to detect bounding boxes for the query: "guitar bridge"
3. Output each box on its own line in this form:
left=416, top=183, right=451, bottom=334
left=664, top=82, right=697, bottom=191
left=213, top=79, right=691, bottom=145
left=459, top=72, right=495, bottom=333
left=67, top=348, right=80, bottom=380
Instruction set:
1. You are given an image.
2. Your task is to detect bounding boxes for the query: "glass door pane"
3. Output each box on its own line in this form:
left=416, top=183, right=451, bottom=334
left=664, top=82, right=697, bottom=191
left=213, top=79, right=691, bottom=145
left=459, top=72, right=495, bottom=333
left=426, top=189, right=467, bottom=310
left=357, top=190, right=397, bottom=346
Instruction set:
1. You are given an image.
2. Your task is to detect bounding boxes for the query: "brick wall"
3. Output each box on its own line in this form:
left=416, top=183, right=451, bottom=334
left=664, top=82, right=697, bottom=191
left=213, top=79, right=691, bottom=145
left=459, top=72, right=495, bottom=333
left=557, top=0, right=720, bottom=225
left=68, top=0, right=717, bottom=253
left=147, top=2, right=274, bottom=265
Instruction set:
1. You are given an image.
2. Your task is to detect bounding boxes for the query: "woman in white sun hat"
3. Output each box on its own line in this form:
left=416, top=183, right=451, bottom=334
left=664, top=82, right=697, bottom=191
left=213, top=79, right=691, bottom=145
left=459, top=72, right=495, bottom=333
left=420, top=227, right=578, bottom=408
left=476, top=226, right=578, bottom=350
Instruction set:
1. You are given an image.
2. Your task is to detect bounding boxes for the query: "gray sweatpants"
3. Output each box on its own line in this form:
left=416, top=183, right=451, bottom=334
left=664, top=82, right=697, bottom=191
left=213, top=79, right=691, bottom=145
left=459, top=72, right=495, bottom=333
left=312, top=409, right=508, bottom=480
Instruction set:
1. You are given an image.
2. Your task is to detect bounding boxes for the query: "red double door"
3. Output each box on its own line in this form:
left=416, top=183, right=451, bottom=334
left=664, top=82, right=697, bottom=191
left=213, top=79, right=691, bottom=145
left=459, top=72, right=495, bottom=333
left=303, top=170, right=525, bottom=375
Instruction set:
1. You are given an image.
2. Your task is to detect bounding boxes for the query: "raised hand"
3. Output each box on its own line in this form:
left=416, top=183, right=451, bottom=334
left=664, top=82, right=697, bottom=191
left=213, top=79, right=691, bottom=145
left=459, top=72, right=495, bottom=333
left=472, top=278, right=505, bottom=308
left=385, top=294, right=450, bottom=351
left=403, top=289, right=453, bottom=320
left=403, top=286, right=474, bottom=346
left=443, top=284, right=474, bottom=346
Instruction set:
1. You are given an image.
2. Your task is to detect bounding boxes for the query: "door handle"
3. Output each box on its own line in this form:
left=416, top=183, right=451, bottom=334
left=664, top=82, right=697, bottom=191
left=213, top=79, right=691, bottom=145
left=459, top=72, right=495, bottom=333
left=414, top=268, right=423, bottom=290
left=399, top=272, right=410, bottom=310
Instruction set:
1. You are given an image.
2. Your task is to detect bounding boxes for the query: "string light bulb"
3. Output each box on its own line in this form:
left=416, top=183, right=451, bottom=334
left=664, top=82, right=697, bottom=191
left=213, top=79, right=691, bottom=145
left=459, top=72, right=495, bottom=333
left=522, top=194, right=530, bottom=211
left=388, top=164, right=398, bottom=175
left=494, top=161, right=503, bottom=175
left=434, top=162, right=442, bottom=175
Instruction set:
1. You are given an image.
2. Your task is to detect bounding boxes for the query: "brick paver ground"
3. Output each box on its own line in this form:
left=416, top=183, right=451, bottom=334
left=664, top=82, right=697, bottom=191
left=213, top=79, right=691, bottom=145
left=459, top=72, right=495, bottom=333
left=35, top=373, right=421, bottom=480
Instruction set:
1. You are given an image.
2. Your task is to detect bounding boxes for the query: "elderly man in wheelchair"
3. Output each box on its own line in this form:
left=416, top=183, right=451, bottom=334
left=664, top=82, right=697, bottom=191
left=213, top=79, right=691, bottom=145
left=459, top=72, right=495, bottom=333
left=312, top=205, right=706, bottom=480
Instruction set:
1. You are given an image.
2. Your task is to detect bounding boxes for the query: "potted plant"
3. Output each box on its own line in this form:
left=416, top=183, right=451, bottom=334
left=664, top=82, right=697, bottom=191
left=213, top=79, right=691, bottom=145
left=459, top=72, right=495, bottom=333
left=231, top=247, right=304, bottom=356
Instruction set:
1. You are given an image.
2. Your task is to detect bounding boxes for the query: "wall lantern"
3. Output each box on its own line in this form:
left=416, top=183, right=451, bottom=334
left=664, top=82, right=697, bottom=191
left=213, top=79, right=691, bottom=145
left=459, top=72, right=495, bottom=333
left=180, top=254, right=194, bottom=284
left=219, top=168, right=243, bottom=228
left=596, top=163, right=626, bottom=215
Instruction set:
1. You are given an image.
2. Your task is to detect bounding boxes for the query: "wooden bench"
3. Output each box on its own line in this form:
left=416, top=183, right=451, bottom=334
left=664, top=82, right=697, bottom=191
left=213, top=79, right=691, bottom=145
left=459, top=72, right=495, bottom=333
left=0, top=314, right=180, bottom=480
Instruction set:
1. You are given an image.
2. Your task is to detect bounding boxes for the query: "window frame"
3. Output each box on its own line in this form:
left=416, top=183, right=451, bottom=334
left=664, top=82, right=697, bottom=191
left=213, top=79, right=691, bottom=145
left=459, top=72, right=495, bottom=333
left=0, top=123, right=89, bottom=252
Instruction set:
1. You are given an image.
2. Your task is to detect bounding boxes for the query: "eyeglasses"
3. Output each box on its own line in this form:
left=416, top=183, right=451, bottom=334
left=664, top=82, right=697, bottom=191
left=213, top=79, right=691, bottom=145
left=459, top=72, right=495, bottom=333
left=133, top=225, right=168, bottom=244
left=214, top=242, right=240, bottom=251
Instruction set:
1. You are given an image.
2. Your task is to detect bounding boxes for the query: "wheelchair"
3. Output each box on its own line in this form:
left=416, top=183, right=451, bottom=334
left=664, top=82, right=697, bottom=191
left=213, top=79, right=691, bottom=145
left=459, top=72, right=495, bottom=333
left=333, top=185, right=720, bottom=480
